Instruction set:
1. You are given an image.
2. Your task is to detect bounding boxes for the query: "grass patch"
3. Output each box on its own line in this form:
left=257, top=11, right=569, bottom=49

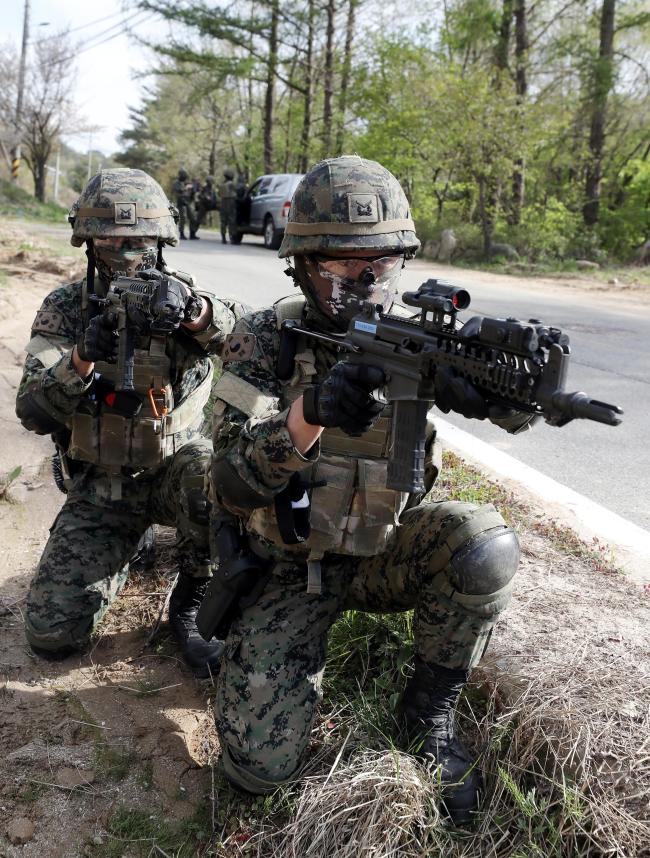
left=0, top=465, right=22, bottom=502
left=0, top=179, right=68, bottom=224
left=89, top=804, right=213, bottom=858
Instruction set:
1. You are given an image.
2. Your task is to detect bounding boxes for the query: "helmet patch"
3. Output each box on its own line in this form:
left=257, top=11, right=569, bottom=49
left=348, top=193, right=379, bottom=223
left=115, top=202, right=136, bottom=224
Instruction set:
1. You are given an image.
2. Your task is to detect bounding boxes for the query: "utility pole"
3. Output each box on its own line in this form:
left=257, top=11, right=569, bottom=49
left=53, top=146, right=60, bottom=203
left=11, top=0, right=31, bottom=183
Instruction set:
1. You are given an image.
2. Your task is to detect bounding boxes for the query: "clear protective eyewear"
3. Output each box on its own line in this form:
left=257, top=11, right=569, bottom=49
left=94, top=236, right=157, bottom=251
left=314, top=254, right=404, bottom=281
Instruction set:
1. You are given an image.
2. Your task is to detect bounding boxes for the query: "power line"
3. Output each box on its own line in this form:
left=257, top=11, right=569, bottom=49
left=74, top=11, right=154, bottom=55
left=38, top=9, right=126, bottom=41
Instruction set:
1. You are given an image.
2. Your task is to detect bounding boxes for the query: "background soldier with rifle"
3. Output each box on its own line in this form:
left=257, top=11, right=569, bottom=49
left=203, top=156, right=621, bottom=824
left=15, top=167, right=245, bottom=677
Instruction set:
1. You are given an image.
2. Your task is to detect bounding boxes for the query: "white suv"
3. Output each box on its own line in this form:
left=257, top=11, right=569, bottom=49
left=232, top=173, right=304, bottom=250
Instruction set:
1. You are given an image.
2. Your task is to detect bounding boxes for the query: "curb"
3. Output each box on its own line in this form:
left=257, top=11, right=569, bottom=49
left=436, top=418, right=650, bottom=585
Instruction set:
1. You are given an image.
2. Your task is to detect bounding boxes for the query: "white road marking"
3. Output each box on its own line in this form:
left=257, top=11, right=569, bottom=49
left=436, top=418, right=650, bottom=584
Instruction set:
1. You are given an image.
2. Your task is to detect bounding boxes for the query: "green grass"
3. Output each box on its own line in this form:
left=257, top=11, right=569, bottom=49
left=452, top=255, right=650, bottom=287
left=0, top=179, right=68, bottom=224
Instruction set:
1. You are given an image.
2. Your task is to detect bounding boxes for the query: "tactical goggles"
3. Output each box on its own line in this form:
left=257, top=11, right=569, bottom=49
left=94, top=237, right=157, bottom=251
left=313, top=254, right=404, bottom=280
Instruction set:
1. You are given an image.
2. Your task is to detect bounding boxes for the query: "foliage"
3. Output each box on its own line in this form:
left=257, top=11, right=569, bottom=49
left=0, top=178, right=67, bottom=223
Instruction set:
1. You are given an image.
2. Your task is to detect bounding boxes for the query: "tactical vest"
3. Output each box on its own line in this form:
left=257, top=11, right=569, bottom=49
left=215, top=295, right=438, bottom=563
left=68, top=338, right=212, bottom=472
left=27, top=281, right=212, bottom=475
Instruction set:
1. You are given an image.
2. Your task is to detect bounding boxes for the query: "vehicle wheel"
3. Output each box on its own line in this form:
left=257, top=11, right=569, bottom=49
left=263, top=216, right=282, bottom=250
left=230, top=231, right=243, bottom=245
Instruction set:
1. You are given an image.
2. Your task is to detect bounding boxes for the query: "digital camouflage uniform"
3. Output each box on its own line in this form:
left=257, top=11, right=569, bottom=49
left=207, top=157, right=525, bottom=799
left=16, top=168, right=243, bottom=656
left=218, top=170, right=237, bottom=243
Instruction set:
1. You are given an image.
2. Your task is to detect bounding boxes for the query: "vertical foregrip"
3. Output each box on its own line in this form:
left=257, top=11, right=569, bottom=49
left=386, top=400, right=430, bottom=493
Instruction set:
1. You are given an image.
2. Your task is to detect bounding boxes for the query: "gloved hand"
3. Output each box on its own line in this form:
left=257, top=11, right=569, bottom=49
left=138, top=269, right=203, bottom=324
left=434, top=366, right=538, bottom=432
left=76, top=313, right=118, bottom=363
left=302, top=362, right=386, bottom=436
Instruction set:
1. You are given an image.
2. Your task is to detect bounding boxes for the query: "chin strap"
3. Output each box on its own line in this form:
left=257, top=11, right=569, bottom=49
left=156, top=241, right=164, bottom=270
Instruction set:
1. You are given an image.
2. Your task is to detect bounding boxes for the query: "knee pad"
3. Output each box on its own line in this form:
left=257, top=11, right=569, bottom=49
left=451, top=527, right=520, bottom=595
left=447, top=526, right=519, bottom=617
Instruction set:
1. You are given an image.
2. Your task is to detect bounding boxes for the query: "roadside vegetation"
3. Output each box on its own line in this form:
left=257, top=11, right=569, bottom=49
left=116, top=0, right=650, bottom=270
left=74, top=452, right=647, bottom=858
left=0, top=179, right=67, bottom=225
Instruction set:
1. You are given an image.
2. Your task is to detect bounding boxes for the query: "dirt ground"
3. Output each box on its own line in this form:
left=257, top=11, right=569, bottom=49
left=0, top=222, right=649, bottom=857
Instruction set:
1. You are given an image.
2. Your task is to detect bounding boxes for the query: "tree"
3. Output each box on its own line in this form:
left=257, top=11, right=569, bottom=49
left=0, top=32, right=80, bottom=201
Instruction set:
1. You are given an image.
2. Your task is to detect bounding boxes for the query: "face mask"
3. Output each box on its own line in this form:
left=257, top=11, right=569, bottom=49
left=297, top=255, right=403, bottom=331
left=94, top=244, right=158, bottom=286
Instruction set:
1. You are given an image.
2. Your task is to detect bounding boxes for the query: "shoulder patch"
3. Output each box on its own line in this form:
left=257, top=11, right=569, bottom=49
left=32, top=309, right=64, bottom=335
left=222, top=332, right=257, bottom=362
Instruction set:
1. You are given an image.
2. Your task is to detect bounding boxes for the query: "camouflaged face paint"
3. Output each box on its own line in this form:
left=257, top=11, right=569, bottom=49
left=301, top=256, right=402, bottom=331
left=94, top=245, right=158, bottom=286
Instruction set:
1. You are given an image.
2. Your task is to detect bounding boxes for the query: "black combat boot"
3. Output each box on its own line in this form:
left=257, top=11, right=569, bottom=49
left=180, top=230, right=187, bottom=240
left=189, top=231, right=200, bottom=240
left=402, top=656, right=481, bottom=826
left=169, top=575, right=225, bottom=679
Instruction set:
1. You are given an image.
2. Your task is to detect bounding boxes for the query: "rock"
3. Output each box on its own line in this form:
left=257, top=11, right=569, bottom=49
left=7, top=817, right=35, bottom=845
left=489, top=242, right=520, bottom=261
left=437, top=229, right=457, bottom=263
left=422, top=240, right=439, bottom=259
left=575, top=259, right=600, bottom=270
left=608, top=277, right=620, bottom=286
left=55, top=766, right=95, bottom=788
left=635, top=239, right=650, bottom=265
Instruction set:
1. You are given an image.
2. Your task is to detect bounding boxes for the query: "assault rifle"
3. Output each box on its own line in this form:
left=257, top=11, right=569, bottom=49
left=280, top=279, right=623, bottom=494
left=91, top=275, right=188, bottom=416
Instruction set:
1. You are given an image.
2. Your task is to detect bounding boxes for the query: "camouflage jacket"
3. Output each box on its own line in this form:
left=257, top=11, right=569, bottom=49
left=16, top=277, right=241, bottom=448
left=211, top=301, right=441, bottom=539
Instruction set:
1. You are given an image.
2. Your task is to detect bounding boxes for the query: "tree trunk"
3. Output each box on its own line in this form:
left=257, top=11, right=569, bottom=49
left=583, top=0, right=616, bottom=227
left=263, top=0, right=279, bottom=173
left=335, top=0, right=357, bottom=154
left=298, top=0, right=315, bottom=172
left=322, top=0, right=336, bottom=157
left=510, top=0, right=528, bottom=225
left=34, top=158, right=46, bottom=202
left=494, top=0, right=513, bottom=73
left=478, top=176, right=496, bottom=258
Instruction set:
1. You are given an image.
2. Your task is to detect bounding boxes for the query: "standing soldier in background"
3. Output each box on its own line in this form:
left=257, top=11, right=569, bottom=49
left=197, top=175, right=218, bottom=229
left=218, top=168, right=237, bottom=244
left=15, top=168, right=244, bottom=676
left=172, top=168, right=200, bottom=240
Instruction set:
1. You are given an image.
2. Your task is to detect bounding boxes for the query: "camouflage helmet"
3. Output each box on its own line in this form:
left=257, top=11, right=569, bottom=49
left=206, top=175, right=215, bottom=184
left=69, top=168, right=179, bottom=248
left=278, top=155, right=420, bottom=258
left=223, top=167, right=235, bottom=180
left=178, top=168, right=188, bottom=181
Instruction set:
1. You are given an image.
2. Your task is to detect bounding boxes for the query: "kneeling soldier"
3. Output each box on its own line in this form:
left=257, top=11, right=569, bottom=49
left=16, top=167, right=245, bottom=677
left=208, top=156, right=534, bottom=823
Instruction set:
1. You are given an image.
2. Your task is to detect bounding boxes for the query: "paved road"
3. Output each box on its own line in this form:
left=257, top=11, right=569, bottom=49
left=22, top=223, right=650, bottom=530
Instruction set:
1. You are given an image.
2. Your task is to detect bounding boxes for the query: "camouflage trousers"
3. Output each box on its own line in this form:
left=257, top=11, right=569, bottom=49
left=215, top=500, right=517, bottom=793
left=219, top=200, right=237, bottom=240
left=25, top=440, right=212, bottom=653
left=178, top=200, right=199, bottom=236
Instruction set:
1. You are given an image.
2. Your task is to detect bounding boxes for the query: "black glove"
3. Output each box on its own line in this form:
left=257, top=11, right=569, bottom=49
left=76, top=313, right=118, bottom=363
left=303, top=362, right=386, bottom=436
left=138, top=269, right=203, bottom=324
left=434, top=366, right=536, bottom=430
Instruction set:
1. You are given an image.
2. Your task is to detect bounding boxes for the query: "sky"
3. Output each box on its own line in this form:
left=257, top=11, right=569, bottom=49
left=3, top=0, right=172, bottom=155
